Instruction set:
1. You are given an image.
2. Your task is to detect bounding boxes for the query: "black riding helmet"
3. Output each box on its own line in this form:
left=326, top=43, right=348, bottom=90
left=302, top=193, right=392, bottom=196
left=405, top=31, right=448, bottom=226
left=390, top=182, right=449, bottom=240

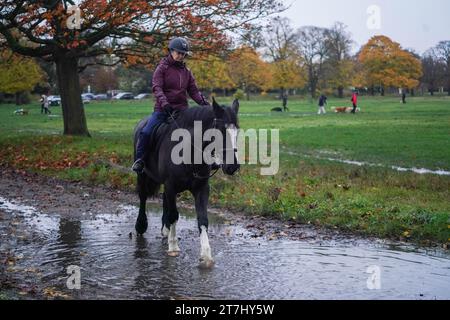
left=168, top=37, right=190, bottom=54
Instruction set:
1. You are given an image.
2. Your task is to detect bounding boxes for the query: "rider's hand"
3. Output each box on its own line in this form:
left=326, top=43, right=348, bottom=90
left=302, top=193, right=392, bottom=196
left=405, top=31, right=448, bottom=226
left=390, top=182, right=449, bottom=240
left=164, top=104, right=174, bottom=115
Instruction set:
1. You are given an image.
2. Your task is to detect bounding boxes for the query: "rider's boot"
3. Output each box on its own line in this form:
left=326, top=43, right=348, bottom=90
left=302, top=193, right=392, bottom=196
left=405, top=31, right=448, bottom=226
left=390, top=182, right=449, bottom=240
left=133, top=132, right=150, bottom=174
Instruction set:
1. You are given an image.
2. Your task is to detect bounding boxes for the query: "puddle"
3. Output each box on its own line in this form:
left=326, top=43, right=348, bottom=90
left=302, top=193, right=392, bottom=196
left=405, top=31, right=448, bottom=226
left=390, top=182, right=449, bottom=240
left=0, top=196, right=449, bottom=300
left=283, top=149, right=450, bottom=176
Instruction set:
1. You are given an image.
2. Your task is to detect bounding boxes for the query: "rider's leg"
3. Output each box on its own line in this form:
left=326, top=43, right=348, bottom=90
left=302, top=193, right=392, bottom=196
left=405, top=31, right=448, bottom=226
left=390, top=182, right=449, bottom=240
left=132, top=111, right=167, bottom=173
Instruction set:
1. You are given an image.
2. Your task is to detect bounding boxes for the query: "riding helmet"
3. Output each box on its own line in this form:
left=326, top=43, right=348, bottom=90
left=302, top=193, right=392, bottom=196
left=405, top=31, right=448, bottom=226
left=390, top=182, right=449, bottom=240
left=168, top=37, right=190, bottom=54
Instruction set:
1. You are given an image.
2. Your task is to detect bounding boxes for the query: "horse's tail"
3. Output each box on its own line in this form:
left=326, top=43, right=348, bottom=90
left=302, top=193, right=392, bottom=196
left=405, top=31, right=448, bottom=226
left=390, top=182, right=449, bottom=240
left=136, top=174, right=161, bottom=198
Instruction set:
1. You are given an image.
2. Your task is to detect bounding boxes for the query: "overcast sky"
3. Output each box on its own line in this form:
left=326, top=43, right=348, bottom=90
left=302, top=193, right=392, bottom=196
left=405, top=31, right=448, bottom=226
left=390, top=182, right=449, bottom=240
left=278, top=0, right=450, bottom=54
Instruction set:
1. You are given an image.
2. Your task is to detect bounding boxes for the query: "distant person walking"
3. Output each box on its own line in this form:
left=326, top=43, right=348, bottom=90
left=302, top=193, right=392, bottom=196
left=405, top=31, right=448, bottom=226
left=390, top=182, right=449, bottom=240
left=40, top=94, right=51, bottom=114
left=318, top=94, right=327, bottom=115
left=402, top=92, right=406, bottom=104
left=282, top=92, right=289, bottom=112
left=351, top=91, right=358, bottom=114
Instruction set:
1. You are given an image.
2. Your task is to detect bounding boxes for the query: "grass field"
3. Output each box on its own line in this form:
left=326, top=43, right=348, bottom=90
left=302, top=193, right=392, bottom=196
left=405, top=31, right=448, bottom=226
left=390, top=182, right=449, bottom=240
left=1, top=96, right=449, bottom=244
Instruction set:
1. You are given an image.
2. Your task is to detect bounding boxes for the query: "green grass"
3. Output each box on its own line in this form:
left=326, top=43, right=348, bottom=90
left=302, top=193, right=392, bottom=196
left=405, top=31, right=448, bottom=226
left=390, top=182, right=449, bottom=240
left=1, top=96, right=449, bottom=244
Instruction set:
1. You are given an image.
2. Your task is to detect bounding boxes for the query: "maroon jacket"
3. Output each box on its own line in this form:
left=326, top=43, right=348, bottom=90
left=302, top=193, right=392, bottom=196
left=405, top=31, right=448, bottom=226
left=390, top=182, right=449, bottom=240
left=152, top=54, right=208, bottom=112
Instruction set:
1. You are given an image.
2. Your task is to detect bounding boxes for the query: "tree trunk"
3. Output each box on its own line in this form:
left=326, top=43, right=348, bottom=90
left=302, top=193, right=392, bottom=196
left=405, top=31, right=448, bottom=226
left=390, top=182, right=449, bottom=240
left=370, top=86, right=375, bottom=96
left=15, top=92, right=21, bottom=105
left=380, top=87, right=385, bottom=96
left=55, top=55, right=90, bottom=137
left=337, top=86, right=344, bottom=98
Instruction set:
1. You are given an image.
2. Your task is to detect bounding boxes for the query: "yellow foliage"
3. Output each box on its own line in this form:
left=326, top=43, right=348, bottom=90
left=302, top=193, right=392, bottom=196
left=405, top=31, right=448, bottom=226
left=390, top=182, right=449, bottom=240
left=358, top=35, right=422, bottom=89
left=270, top=56, right=306, bottom=90
left=188, top=55, right=235, bottom=90
left=0, top=50, right=45, bottom=94
left=227, top=46, right=272, bottom=92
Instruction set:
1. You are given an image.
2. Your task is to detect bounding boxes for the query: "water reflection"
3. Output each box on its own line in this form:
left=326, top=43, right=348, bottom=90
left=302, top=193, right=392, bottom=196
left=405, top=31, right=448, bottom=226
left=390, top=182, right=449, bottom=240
left=0, top=196, right=449, bottom=300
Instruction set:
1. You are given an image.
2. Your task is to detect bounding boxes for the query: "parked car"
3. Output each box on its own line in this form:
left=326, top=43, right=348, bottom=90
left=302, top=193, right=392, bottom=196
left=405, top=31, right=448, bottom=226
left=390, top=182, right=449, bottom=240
left=47, top=95, right=61, bottom=106
left=113, top=92, right=134, bottom=100
left=134, top=93, right=151, bottom=100
left=82, top=93, right=95, bottom=100
left=94, top=94, right=108, bottom=100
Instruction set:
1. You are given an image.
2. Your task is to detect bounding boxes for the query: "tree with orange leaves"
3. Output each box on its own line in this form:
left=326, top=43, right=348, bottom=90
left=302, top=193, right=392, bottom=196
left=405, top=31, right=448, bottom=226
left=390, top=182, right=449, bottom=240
left=0, top=0, right=283, bottom=136
left=358, top=36, right=422, bottom=95
left=187, top=55, right=235, bottom=95
left=228, top=46, right=272, bottom=100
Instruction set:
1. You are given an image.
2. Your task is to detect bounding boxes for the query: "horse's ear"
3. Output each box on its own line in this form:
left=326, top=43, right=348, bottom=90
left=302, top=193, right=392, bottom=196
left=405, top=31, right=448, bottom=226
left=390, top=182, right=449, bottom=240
left=232, top=99, right=239, bottom=114
left=212, top=97, right=224, bottom=118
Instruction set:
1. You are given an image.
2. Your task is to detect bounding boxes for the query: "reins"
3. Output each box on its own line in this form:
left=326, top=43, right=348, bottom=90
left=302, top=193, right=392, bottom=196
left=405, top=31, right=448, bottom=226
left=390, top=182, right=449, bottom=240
left=167, top=110, right=224, bottom=179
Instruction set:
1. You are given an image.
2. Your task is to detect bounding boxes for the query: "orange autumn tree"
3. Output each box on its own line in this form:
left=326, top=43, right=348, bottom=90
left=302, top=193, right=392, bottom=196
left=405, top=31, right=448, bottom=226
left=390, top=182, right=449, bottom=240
left=270, top=54, right=305, bottom=93
left=358, top=35, right=422, bottom=95
left=228, top=46, right=272, bottom=100
left=187, top=55, right=235, bottom=95
left=0, top=0, right=283, bottom=136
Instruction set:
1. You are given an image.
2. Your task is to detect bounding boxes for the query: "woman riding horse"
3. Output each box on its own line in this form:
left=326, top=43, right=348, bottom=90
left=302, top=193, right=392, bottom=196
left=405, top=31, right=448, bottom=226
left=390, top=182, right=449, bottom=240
left=132, top=37, right=240, bottom=268
left=132, top=37, right=211, bottom=173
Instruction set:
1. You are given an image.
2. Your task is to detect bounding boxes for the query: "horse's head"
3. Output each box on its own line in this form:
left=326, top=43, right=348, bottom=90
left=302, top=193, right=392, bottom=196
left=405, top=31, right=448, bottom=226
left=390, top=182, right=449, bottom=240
left=211, top=97, right=240, bottom=176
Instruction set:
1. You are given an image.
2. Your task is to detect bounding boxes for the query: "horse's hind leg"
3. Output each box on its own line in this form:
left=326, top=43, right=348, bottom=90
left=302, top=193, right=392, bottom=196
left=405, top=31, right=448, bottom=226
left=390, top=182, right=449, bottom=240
left=135, top=175, right=148, bottom=235
left=163, top=188, right=181, bottom=257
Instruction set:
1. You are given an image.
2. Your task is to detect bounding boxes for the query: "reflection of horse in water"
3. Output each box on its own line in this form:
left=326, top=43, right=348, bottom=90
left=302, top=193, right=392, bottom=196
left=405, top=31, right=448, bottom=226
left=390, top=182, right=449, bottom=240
left=133, top=98, right=240, bottom=268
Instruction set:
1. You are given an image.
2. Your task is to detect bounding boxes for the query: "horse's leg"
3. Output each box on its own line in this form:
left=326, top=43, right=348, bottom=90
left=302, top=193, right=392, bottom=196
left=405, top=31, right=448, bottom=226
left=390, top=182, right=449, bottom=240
left=193, top=182, right=214, bottom=268
left=161, top=192, right=170, bottom=238
left=165, top=188, right=181, bottom=257
left=135, top=175, right=148, bottom=235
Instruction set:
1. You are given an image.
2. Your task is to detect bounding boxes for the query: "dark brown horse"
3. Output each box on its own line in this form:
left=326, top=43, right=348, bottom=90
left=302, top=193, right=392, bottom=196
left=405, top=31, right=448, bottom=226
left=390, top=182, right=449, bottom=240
left=133, top=98, right=240, bottom=267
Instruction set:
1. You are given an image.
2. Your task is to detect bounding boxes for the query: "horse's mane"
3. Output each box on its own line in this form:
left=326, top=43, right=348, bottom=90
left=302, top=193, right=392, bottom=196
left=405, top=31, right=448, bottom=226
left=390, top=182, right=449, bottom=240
left=174, top=105, right=215, bottom=129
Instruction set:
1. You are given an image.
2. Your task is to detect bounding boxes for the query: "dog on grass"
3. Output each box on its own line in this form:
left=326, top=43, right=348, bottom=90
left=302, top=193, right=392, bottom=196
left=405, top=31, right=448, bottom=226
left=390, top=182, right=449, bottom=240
left=331, top=106, right=360, bottom=113
left=271, top=106, right=289, bottom=112
left=14, top=109, right=29, bottom=115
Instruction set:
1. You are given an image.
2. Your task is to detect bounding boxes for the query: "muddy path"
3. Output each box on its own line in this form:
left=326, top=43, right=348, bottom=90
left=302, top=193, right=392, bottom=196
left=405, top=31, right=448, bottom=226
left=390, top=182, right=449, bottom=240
left=0, top=167, right=449, bottom=300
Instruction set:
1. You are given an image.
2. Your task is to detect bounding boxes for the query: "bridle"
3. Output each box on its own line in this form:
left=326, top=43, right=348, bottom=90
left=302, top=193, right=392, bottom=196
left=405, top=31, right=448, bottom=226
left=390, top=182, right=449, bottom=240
left=168, top=112, right=238, bottom=180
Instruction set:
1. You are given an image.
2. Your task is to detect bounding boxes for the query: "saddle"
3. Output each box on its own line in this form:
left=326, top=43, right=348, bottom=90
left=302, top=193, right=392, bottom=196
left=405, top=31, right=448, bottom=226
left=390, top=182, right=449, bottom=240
left=146, top=109, right=181, bottom=154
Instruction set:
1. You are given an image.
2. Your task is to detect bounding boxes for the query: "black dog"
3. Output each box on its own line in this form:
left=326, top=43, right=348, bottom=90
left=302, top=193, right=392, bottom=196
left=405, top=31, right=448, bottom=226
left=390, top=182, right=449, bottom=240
left=271, top=106, right=289, bottom=112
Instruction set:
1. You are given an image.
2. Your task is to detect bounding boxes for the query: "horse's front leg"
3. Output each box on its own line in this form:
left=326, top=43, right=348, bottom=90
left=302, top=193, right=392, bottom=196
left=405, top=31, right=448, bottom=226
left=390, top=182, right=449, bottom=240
left=164, top=189, right=181, bottom=257
left=135, top=176, right=148, bottom=235
left=193, top=182, right=214, bottom=268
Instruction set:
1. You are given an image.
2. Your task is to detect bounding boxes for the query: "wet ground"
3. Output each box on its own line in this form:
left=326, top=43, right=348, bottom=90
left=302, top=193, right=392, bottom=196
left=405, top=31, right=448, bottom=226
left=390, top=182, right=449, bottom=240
left=0, top=167, right=449, bottom=300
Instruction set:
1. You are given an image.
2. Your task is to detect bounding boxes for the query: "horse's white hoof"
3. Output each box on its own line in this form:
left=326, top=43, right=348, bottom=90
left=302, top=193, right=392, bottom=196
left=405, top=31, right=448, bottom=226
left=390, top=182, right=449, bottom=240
left=167, top=250, right=180, bottom=257
left=199, top=257, right=215, bottom=269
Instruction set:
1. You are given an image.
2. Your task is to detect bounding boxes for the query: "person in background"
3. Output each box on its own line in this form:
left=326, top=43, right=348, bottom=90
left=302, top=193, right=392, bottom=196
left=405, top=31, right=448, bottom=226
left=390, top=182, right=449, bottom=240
left=40, top=94, right=51, bottom=114
left=351, top=91, right=358, bottom=114
left=282, top=92, right=289, bottom=112
left=318, top=94, right=327, bottom=115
